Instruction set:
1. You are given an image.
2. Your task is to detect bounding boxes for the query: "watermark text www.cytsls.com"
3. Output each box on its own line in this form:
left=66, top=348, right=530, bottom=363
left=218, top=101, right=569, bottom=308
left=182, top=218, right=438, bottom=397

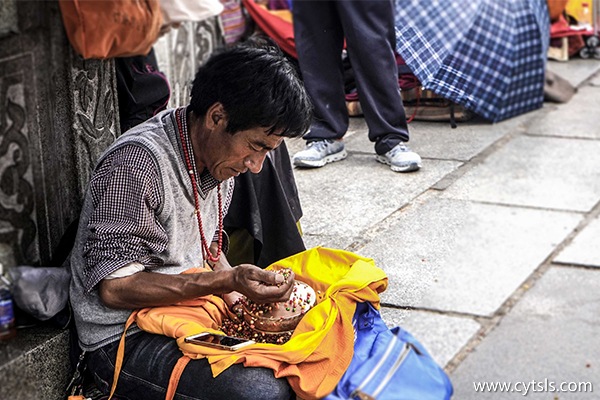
left=473, top=379, right=593, bottom=396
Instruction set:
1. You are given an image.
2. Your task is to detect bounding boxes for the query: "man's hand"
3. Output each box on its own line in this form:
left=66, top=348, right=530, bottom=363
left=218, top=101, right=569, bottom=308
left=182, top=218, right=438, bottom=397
left=231, top=264, right=295, bottom=304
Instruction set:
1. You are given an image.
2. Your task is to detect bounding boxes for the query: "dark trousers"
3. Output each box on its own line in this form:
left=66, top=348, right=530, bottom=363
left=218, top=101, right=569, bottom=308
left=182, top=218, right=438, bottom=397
left=87, top=331, right=293, bottom=400
left=292, top=0, right=410, bottom=155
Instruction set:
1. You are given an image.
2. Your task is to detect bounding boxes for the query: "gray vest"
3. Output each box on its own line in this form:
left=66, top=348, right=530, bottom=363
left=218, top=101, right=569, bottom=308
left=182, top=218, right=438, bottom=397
left=69, top=108, right=234, bottom=351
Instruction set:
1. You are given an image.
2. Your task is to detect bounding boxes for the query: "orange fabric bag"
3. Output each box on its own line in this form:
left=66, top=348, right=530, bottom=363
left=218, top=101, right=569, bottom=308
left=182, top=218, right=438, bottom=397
left=58, top=0, right=162, bottom=59
left=108, top=247, right=388, bottom=400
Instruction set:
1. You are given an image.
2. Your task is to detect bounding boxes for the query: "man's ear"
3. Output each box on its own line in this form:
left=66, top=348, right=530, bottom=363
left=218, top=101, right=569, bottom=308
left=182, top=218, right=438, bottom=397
left=206, top=102, right=227, bottom=130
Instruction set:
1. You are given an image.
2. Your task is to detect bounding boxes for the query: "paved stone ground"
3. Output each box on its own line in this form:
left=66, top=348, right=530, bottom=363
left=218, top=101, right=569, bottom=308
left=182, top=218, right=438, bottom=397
left=286, top=59, right=600, bottom=399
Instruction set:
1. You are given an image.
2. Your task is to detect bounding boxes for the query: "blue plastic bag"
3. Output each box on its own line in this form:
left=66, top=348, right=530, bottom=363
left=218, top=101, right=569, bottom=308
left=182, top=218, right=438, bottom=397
left=324, top=303, right=453, bottom=400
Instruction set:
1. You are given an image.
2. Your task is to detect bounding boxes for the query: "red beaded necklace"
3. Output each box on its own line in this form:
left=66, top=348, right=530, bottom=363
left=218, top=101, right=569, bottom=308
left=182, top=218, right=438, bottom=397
left=176, top=108, right=223, bottom=263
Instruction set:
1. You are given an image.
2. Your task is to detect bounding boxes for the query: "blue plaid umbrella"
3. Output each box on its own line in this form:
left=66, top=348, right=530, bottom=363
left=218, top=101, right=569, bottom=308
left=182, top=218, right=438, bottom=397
left=395, top=0, right=549, bottom=122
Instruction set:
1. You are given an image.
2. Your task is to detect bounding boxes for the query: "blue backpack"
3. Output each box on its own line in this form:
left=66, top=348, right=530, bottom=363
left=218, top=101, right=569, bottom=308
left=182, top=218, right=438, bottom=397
left=325, top=302, right=453, bottom=400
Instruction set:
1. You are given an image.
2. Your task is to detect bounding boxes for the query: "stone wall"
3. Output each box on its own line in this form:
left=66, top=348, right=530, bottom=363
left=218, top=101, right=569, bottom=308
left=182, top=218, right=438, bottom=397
left=0, top=2, right=223, bottom=267
left=0, top=0, right=118, bottom=268
left=154, top=18, right=224, bottom=108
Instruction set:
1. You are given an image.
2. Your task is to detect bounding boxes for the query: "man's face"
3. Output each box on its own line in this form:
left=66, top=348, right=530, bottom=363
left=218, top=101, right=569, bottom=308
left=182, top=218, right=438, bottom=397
left=203, top=125, right=284, bottom=181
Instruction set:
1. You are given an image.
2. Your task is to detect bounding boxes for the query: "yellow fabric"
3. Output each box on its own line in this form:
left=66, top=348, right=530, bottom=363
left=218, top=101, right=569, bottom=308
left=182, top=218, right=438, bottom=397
left=127, top=247, right=387, bottom=400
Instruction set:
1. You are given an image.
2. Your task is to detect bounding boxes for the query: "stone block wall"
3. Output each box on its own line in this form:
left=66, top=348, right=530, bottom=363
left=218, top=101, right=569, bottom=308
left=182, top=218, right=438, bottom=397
left=0, top=0, right=118, bottom=268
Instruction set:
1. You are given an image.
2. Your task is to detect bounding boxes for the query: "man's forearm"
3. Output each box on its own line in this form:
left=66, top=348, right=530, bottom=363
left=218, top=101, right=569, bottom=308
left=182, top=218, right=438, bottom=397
left=98, top=269, right=235, bottom=309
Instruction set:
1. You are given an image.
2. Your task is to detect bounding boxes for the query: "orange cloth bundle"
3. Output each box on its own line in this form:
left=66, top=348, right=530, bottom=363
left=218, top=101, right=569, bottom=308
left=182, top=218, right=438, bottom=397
left=58, top=0, right=162, bottom=59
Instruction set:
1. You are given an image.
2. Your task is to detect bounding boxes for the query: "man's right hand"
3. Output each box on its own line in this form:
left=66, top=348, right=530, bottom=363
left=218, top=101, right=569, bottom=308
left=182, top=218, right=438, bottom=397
left=230, top=264, right=295, bottom=304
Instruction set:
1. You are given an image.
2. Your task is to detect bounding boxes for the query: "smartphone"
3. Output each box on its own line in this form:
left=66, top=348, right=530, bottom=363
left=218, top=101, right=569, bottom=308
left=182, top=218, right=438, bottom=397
left=184, top=332, right=255, bottom=350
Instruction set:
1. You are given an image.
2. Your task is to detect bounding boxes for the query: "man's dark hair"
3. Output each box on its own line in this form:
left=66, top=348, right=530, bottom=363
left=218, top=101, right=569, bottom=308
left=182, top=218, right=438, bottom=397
left=190, top=38, right=312, bottom=138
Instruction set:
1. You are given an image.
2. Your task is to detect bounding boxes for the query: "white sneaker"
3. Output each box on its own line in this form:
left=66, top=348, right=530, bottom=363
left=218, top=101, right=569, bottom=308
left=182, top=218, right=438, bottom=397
left=293, top=140, right=347, bottom=168
left=376, top=143, right=422, bottom=172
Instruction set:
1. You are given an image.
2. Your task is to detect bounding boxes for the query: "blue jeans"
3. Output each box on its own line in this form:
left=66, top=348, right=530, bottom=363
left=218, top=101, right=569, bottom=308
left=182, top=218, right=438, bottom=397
left=87, top=331, right=294, bottom=400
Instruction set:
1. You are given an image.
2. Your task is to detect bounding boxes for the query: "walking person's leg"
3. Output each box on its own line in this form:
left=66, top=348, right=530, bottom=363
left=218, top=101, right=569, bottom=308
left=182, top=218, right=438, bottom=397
left=338, top=0, right=421, bottom=172
left=292, top=0, right=348, bottom=167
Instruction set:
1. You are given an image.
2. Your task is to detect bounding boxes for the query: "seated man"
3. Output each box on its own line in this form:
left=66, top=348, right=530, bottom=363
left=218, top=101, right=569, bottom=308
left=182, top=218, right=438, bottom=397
left=68, top=41, right=312, bottom=400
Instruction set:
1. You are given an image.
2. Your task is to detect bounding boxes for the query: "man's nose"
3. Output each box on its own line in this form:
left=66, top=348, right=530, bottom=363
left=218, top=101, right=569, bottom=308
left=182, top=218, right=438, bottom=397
left=244, top=152, right=267, bottom=173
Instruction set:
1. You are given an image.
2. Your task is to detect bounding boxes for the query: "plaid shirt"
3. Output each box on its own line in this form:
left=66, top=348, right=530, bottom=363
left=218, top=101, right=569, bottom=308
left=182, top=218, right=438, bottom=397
left=83, top=131, right=233, bottom=284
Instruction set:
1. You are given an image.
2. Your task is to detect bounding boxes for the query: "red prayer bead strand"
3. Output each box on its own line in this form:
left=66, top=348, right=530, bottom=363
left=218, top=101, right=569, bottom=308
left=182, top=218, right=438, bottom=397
left=176, top=109, right=222, bottom=263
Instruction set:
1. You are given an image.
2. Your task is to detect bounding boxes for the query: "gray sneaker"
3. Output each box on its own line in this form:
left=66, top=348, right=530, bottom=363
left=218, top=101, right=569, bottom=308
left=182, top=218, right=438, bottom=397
left=376, top=143, right=422, bottom=172
left=293, top=140, right=347, bottom=168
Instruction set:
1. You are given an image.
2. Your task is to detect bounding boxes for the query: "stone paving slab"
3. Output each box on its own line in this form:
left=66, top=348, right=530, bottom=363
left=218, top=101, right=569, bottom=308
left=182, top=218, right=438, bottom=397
left=547, top=59, right=600, bottom=88
left=357, top=193, right=581, bottom=316
left=292, top=155, right=460, bottom=238
left=344, top=120, right=512, bottom=163
left=287, top=111, right=533, bottom=164
left=380, top=307, right=480, bottom=368
left=0, top=327, right=69, bottom=400
left=554, top=214, right=600, bottom=267
left=342, top=109, right=538, bottom=163
left=301, top=233, right=358, bottom=252
left=528, top=85, right=600, bottom=140
left=441, top=135, right=600, bottom=212
left=284, top=137, right=307, bottom=160
left=286, top=95, right=539, bottom=164
left=450, top=266, right=600, bottom=399
left=283, top=118, right=366, bottom=157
